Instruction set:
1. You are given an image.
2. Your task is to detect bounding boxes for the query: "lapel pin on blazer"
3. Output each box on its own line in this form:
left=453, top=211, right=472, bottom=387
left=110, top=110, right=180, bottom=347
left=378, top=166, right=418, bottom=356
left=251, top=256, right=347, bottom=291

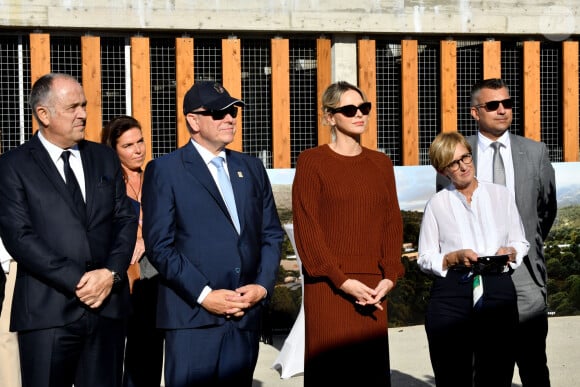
left=237, top=171, right=243, bottom=178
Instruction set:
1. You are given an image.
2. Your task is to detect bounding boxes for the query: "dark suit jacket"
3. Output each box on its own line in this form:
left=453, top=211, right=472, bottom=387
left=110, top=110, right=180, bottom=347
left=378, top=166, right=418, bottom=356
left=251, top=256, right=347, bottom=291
left=0, top=134, right=138, bottom=331
left=436, top=132, right=557, bottom=289
left=141, top=142, right=284, bottom=331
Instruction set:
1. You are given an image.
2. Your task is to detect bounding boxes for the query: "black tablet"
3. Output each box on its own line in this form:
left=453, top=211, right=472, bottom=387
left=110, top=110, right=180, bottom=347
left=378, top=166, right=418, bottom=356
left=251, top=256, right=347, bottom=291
left=477, top=254, right=509, bottom=265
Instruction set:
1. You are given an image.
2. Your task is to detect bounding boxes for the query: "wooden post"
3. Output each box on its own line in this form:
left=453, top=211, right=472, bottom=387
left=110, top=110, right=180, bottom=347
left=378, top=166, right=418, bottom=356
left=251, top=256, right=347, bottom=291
left=130, top=37, right=153, bottom=165
left=440, top=40, right=457, bottom=133
left=483, top=40, right=501, bottom=79
left=29, top=33, right=51, bottom=133
left=522, top=41, right=541, bottom=141
left=401, top=40, right=419, bottom=166
left=81, top=35, right=102, bottom=142
left=271, top=38, right=290, bottom=168
left=175, top=37, right=194, bottom=148
left=562, top=41, right=579, bottom=162
left=358, top=38, right=377, bottom=149
left=222, top=37, right=243, bottom=152
left=317, top=38, right=332, bottom=146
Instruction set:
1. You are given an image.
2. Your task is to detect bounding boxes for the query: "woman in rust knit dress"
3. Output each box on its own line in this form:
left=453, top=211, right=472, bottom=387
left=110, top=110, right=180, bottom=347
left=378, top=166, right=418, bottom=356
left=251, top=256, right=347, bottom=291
left=292, top=81, right=404, bottom=386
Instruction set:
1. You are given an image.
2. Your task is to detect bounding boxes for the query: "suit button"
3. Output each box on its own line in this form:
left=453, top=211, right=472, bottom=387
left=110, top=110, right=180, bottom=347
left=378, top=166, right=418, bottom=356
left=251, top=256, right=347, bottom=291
left=234, top=267, right=241, bottom=274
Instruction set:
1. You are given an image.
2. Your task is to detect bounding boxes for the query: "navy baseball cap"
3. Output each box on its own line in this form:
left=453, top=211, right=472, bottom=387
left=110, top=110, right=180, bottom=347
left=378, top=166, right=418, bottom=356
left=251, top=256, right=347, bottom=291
left=183, top=81, right=245, bottom=115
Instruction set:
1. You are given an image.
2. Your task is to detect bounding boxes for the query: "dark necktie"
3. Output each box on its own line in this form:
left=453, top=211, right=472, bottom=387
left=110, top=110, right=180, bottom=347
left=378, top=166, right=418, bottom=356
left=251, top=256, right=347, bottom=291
left=210, top=156, right=240, bottom=233
left=61, top=150, right=86, bottom=223
left=490, top=142, right=506, bottom=186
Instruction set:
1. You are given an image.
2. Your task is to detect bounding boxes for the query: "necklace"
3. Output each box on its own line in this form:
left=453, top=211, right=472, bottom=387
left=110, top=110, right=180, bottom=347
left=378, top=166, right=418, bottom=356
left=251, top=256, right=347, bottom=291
left=125, top=171, right=142, bottom=201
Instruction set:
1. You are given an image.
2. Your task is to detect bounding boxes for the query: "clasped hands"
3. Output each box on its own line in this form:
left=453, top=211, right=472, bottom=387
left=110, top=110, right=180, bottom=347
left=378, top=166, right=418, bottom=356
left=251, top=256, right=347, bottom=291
left=75, top=268, right=115, bottom=309
left=340, top=278, right=394, bottom=311
left=202, top=284, right=267, bottom=319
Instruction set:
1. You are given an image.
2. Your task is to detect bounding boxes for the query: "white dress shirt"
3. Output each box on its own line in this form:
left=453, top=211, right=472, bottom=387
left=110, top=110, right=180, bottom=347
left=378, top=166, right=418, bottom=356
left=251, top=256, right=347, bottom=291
left=475, top=131, right=515, bottom=199
left=418, top=181, right=529, bottom=278
left=37, top=131, right=86, bottom=201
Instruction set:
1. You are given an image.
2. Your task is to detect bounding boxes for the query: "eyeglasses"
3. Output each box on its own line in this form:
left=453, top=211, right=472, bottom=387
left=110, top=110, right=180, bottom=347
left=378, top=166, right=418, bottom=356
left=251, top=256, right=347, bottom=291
left=190, top=106, right=238, bottom=120
left=445, top=153, right=473, bottom=172
left=329, top=102, right=372, bottom=117
left=474, top=98, right=513, bottom=112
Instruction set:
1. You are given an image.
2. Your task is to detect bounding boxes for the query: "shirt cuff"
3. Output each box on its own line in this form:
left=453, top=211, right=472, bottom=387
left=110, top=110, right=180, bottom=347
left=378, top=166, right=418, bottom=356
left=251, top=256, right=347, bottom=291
left=197, top=285, right=212, bottom=304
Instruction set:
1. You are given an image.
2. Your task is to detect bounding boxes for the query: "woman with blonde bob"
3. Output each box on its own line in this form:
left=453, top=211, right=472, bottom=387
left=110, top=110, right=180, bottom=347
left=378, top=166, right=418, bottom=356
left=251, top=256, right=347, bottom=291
left=418, top=131, right=529, bottom=386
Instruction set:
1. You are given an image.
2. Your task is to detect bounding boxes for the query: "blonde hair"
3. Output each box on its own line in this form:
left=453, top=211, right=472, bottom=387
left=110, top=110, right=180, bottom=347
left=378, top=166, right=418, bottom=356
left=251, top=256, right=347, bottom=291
left=320, top=81, right=367, bottom=134
left=429, top=132, right=472, bottom=172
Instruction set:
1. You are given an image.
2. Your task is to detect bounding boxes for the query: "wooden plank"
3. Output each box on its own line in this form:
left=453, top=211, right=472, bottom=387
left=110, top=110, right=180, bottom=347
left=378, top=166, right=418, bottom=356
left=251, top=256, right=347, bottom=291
left=401, top=40, right=419, bottom=166
left=483, top=40, right=501, bottom=79
left=29, top=33, right=51, bottom=133
left=222, top=38, right=243, bottom=152
left=358, top=38, right=377, bottom=150
left=271, top=38, right=290, bottom=168
left=522, top=41, right=541, bottom=141
left=175, top=37, right=194, bottom=148
left=130, top=37, right=153, bottom=165
left=562, top=41, right=579, bottom=162
left=81, top=36, right=102, bottom=143
left=317, top=38, right=332, bottom=146
left=440, top=40, right=457, bottom=133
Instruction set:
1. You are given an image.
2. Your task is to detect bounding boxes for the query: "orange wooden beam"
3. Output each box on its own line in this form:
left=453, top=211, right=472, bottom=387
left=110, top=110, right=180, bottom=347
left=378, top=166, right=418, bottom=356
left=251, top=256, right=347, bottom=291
left=522, top=41, right=541, bottom=141
left=440, top=40, right=457, bottom=133
left=29, top=33, right=51, bottom=133
left=81, top=36, right=102, bottom=143
left=175, top=37, right=194, bottom=148
left=401, top=40, right=419, bottom=166
left=130, top=36, right=153, bottom=165
left=317, top=38, right=332, bottom=146
left=358, top=38, right=377, bottom=150
left=483, top=40, right=501, bottom=80
left=222, top=38, right=243, bottom=152
left=271, top=38, right=291, bottom=168
left=562, top=41, right=579, bottom=162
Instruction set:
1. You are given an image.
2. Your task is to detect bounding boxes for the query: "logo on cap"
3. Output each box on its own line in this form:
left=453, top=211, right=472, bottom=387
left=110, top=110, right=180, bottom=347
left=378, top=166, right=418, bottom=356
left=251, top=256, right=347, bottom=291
left=214, top=83, right=226, bottom=94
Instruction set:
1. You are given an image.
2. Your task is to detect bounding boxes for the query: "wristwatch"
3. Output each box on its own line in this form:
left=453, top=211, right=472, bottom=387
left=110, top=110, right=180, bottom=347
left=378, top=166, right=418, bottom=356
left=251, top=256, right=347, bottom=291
left=111, top=270, right=122, bottom=287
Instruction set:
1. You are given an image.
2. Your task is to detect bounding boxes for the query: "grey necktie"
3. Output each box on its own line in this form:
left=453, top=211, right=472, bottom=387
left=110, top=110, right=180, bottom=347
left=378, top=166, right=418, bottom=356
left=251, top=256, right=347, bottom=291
left=210, top=156, right=241, bottom=233
left=61, top=150, right=86, bottom=223
left=490, top=142, right=506, bottom=186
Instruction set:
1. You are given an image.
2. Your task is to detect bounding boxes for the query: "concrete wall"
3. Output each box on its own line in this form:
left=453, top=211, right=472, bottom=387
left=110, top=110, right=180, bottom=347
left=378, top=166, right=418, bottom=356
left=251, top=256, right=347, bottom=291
left=0, top=1, right=578, bottom=40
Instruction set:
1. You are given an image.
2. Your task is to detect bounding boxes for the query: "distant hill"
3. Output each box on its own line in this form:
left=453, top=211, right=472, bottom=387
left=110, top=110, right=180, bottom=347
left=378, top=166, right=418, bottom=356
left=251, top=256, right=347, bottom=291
left=557, top=185, right=580, bottom=208
left=551, top=205, right=580, bottom=231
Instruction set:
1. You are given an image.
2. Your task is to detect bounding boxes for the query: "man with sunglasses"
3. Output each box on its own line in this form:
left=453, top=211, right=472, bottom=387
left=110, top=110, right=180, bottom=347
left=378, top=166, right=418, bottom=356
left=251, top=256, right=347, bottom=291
left=141, top=81, right=284, bottom=386
left=438, top=78, right=556, bottom=386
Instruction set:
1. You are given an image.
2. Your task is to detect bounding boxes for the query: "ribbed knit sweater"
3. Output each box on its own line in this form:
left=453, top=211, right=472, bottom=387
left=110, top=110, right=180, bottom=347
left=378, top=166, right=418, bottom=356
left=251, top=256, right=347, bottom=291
left=292, top=144, right=404, bottom=385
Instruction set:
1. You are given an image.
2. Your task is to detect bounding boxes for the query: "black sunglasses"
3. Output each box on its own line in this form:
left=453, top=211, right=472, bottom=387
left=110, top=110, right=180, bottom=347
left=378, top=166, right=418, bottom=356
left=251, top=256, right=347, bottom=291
left=191, top=106, right=238, bottom=120
left=329, top=102, right=372, bottom=117
left=474, top=98, right=513, bottom=112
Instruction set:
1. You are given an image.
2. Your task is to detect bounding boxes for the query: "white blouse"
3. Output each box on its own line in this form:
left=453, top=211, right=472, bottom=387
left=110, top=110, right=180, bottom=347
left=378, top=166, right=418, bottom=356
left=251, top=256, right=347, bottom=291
left=418, top=181, right=529, bottom=277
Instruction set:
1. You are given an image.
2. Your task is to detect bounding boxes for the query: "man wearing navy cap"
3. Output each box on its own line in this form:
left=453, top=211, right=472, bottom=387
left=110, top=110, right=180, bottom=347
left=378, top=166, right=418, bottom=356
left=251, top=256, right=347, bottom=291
left=142, top=81, right=284, bottom=386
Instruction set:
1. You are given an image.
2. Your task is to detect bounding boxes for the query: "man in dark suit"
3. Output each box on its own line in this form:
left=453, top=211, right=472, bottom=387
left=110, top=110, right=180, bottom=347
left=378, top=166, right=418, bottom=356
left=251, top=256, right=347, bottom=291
left=142, top=81, right=284, bottom=387
left=0, top=73, right=138, bottom=387
left=438, top=78, right=557, bottom=386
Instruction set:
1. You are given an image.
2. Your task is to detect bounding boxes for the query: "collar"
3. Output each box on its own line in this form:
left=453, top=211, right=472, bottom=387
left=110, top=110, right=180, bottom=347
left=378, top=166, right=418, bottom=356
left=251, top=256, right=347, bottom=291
left=37, top=131, right=81, bottom=163
left=190, top=139, right=227, bottom=166
left=477, top=131, right=510, bottom=150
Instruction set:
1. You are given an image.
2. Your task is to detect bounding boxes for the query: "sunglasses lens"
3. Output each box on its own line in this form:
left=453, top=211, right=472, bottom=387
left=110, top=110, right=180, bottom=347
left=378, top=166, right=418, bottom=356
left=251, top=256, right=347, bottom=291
left=341, top=105, right=358, bottom=117
left=333, top=103, right=372, bottom=117
left=484, top=99, right=513, bottom=111
left=211, top=106, right=238, bottom=119
left=359, top=102, right=372, bottom=115
left=501, top=99, right=513, bottom=109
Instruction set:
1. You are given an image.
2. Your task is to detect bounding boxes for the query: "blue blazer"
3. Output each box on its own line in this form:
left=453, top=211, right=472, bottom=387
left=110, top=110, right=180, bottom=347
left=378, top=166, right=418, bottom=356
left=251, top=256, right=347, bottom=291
left=0, top=134, right=138, bottom=331
left=141, top=142, right=284, bottom=331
